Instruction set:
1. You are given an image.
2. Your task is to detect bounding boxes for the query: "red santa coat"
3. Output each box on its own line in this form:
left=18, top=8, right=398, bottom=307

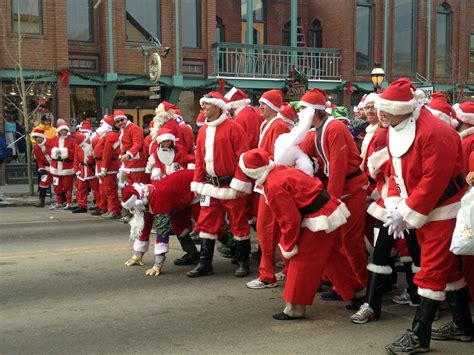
left=387, top=108, right=466, bottom=228
left=94, top=132, right=120, bottom=174
left=191, top=113, right=252, bottom=199
left=258, top=116, right=290, bottom=157
left=460, top=127, right=474, bottom=174
left=49, top=135, right=75, bottom=176
left=119, top=122, right=147, bottom=172
left=74, top=143, right=96, bottom=181
left=33, top=142, right=51, bottom=172
left=150, top=143, right=194, bottom=180
left=235, top=106, right=264, bottom=149
left=300, top=118, right=367, bottom=199
left=179, top=121, right=195, bottom=154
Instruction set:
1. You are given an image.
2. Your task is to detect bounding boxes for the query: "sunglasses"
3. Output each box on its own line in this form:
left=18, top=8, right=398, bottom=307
left=115, top=118, right=126, bottom=123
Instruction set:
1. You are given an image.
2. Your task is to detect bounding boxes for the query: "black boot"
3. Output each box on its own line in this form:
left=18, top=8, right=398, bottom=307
left=251, top=244, right=262, bottom=261
left=174, top=234, right=200, bottom=266
left=432, top=286, right=473, bottom=342
left=187, top=238, right=215, bottom=277
left=34, top=188, right=46, bottom=208
left=234, top=239, right=251, bottom=277
left=71, top=206, right=88, bottom=213
left=404, top=262, right=420, bottom=306
left=382, top=256, right=398, bottom=294
left=366, top=271, right=389, bottom=319
left=386, top=296, right=439, bottom=354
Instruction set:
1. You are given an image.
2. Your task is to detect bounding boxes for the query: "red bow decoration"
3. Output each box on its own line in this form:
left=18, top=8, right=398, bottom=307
left=58, top=69, right=70, bottom=87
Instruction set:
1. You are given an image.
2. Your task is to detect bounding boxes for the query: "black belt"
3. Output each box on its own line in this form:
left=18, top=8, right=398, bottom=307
left=346, top=169, right=362, bottom=181
left=95, top=157, right=117, bottom=161
left=53, top=158, right=73, bottom=163
left=82, top=162, right=95, bottom=168
left=300, top=189, right=330, bottom=216
left=204, top=174, right=233, bottom=187
left=437, top=173, right=466, bottom=205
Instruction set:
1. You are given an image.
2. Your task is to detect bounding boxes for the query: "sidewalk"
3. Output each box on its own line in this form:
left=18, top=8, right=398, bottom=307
left=0, top=184, right=39, bottom=207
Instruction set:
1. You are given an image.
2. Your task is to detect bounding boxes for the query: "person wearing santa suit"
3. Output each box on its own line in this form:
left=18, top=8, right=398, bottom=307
left=239, top=148, right=351, bottom=319
left=122, top=169, right=201, bottom=274
left=89, top=119, right=106, bottom=214
left=351, top=109, right=421, bottom=324
left=175, top=108, right=195, bottom=155
left=454, top=102, right=474, bottom=302
left=190, top=91, right=252, bottom=278
left=375, top=78, right=472, bottom=354
left=148, top=128, right=194, bottom=181
left=31, top=127, right=52, bottom=208
left=246, top=89, right=291, bottom=289
left=112, top=110, right=148, bottom=184
left=93, top=115, right=121, bottom=219
left=71, top=132, right=100, bottom=213
left=48, top=119, right=76, bottom=209
left=299, top=88, right=369, bottom=301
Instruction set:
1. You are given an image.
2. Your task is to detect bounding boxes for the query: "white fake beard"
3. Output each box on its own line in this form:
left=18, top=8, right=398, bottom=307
left=129, top=210, right=145, bottom=242
left=157, top=147, right=175, bottom=165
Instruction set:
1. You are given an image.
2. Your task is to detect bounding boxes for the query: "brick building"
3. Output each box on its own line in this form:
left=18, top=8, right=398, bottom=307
left=1, top=0, right=474, bottom=184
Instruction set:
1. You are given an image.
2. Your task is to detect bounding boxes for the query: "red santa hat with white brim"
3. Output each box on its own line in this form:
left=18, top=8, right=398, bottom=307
left=239, top=148, right=275, bottom=186
left=199, top=91, right=230, bottom=112
left=80, top=119, right=93, bottom=133
left=156, top=127, right=178, bottom=144
left=425, top=92, right=458, bottom=128
left=362, top=93, right=379, bottom=108
left=121, top=183, right=150, bottom=210
left=259, top=90, right=283, bottom=113
left=299, top=88, right=327, bottom=111
left=225, top=87, right=251, bottom=110
left=454, top=102, right=474, bottom=126
left=278, top=103, right=298, bottom=123
left=56, top=119, right=70, bottom=133
left=113, top=110, right=128, bottom=123
left=374, top=78, right=425, bottom=115
left=31, top=127, right=46, bottom=140
left=101, top=114, right=115, bottom=129
left=195, top=110, right=206, bottom=127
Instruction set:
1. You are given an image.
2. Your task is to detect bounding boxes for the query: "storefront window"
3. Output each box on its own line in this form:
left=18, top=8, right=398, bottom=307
left=126, top=0, right=160, bottom=42
left=12, top=0, right=42, bottom=34
left=67, top=0, right=93, bottom=42
left=70, top=87, right=98, bottom=127
left=183, top=0, right=200, bottom=48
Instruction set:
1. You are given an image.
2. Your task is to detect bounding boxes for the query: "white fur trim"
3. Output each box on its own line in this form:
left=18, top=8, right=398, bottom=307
left=412, top=264, right=421, bottom=273
left=199, top=232, right=218, bottom=240
left=154, top=242, right=169, bottom=255
left=259, top=97, right=281, bottom=112
left=51, top=147, right=60, bottom=159
left=191, top=181, right=238, bottom=200
left=367, top=202, right=388, bottom=223
left=298, top=100, right=325, bottom=111
left=133, top=239, right=149, bottom=253
left=229, top=178, right=252, bottom=194
left=49, top=167, right=74, bottom=176
left=384, top=197, right=402, bottom=211
left=114, top=114, right=127, bottom=122
left=399, top=256, right=413, bottom=263
left=418, top=287, right=446, bottom=301
left=397, top=199, right=428, bottom=229
left=367, top=263, right=392, bottom=275
left=224, top=87, right=238, bottom=100
left=278, top=244, right=298, bottom=259
left=426, top=106, right=454, bottom=126
left=156, top=133, right=176, bottom=144
left=375, top=96, right=417, bottom=116
left=56, top=126, right=70, bottom=133
left=367, top=147, right=389, bottom=179
left=204, top=126, right=216, bottom=176
left=122, top=194, right=138, bottom=210
left=362, top=93, right=379, bottom=107
left=460, top=127, right=474, bottom=139
left=444, top=278, right=467, bottom=291
left=238, top=154, right=268, bottom=179
left=388, top=114, right=417, bottom=158
left=301, top=202, right=351, bottom=233
left=31, top=132, right=45, bottom=139
left=200, top=97, right=229, bottom=113
left=454, top=104, right=474, bottom=125
left=228, top=99, right=251, bottom=111
left=234, top=234, right=250, bottom=241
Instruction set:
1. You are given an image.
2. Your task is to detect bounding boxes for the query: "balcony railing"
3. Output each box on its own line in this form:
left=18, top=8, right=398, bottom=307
left=212, top=43, right=341, bottom=81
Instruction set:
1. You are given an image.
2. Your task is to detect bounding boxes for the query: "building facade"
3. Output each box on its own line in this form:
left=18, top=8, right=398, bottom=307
left=1, top=0, right=474, bottom=183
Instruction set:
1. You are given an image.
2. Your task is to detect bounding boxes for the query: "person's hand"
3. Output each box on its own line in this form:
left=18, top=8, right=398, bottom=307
left=234, top=190, right=247, bottom=199
left=38, top=168, right=46, bottom=174
left=466, top=172, right=474, bottom=186
left=121, top=154, right=130, bottom=162
left=383, top=209, right=407, bottom=239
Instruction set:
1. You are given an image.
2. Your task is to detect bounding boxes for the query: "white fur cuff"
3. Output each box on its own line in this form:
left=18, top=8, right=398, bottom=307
left=418, top=287, right=446, bottom=301
left=367, top=263, right=392, bottom=275
left=445, top=278, right=467, bottom=291
left=278, top=244, right=298, bottom=259
left=133, top=239, right=149, bottom=253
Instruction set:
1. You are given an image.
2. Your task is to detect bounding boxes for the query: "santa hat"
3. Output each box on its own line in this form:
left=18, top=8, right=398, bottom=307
left=259, top=90, right=283, bottom=113
left=31, top=127, right=46, bottom=140
left=200, top=91, right=229, bottom=112
left=279, top=102, right=297, bottom=122
left=156, top=101, right=178, bottom=117
left=121, top=184, right=141, bottom=210
left=225, top=87, right=251, bottom=110
left=80, top=119, right=93, bottom=132
left=156, top=127, right=177, bottom=144
left=362, top=93, right=379, bottom=108
left=454, top=102, right=474, bottom=126
left=375, top=78, right=425, bottom=115
left=56, top=119, right=70, bottom=132
left=195, top=110, right=206, bottom=127
left=71, top=132, right=87, bottom=145
left=101, top=114, right=115, bottom=129
left=299, top=88, right=327, bottom=111
left=426, top=92, right=458, bottom=127
left=113, top=110, right=128, bottom=122
left=239, top=148, right=275, bottom=185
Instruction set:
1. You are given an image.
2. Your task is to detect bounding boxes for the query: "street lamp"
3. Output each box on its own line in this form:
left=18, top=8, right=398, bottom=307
left=371, top=63, right=385, bottom=93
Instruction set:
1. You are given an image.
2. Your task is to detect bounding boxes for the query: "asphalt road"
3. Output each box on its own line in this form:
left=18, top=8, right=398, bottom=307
left=1, top=207, right=472, bottom=354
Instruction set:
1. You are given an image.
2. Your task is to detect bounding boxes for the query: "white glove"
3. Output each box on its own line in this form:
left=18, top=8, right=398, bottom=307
left=383, top=210, right=407, bottom=239
left=98, top=168, right=107, bottom=178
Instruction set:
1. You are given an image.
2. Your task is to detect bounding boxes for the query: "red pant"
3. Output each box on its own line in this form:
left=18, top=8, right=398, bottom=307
left=415, top=219, right=465, bottom=300
left=53, top=175, right=74, bottom=204
left=76, top=178, right=100, bottom=209
left=39, top=172, right=52, bottom=188
left=285, top=228, right=352, bottom=305
left=100, top=174, right=121, bottom=214
left=341, top=188, right=368, bottom=287
left=195, top=196, right=249, bottom=239
left=257, top=195, right=282, bottom=284
left=124, top=171, right=149, bottom=184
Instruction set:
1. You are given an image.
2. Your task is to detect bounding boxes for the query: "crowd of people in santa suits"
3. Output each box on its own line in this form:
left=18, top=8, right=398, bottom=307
left=30, top=77, right=474, bottom=354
